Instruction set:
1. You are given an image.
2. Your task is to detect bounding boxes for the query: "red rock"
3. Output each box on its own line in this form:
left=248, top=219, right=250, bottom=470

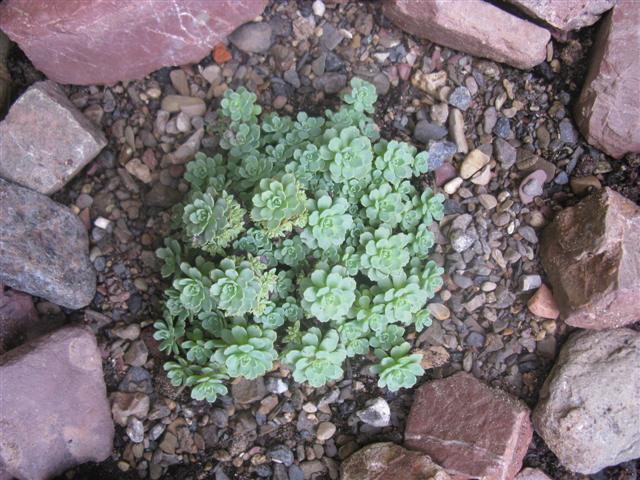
left=0, top=326, right=114, bottom=480
left=505, top=0, right=615, bottom=31
left=0, top=288, right=38, bottom=354
left=213, top=43, right=233, bottom=64
left=574, top=1, right=640, bottom=159
left=540, top=188, right=640, bottom=329
left=405, top=372, right=533, bottom=480
left=341, top=442, right=451, bottom=480
left=527, top=284, right=560, bottom=320
left=0, top=0, right=267, bottom=85
left=0, top=81, right=107, bottom=194
left=382, top=0, right=550, bottom=70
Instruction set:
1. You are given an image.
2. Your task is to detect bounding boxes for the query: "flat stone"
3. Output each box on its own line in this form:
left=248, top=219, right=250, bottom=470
left=169, top=69, right=189, bottom=96
left=533, top=329, right=640, bottom=474
left=229, top=22, right=273, bottom=53
left=414, top=120, right=447, bottom=143
left=161, top=95, right=206, bottom=116
left=448, top=86, right=471, bottom=111
left=341, top=442, right=451, bottom=480
left=493, top=138, right=516, bottom=168
left=527, top=284, right=560, bottom=319
left=356, top=398, right=391, bottom=427
left=540, top=188, right=640, bottom=329
left=506, top=0, right=615, bottom=31
left=574, top=0, right=640, bottom=158
left=0, top=81, right=106, bottom=194
left=232, top=376, right=266, bottom=404
left=428, top=141, right=457, bottom=170
left=383, top=0, right=550, bottom=69
left=460, top=149, right=490, bottom=180
left=316, top=422, right=336, bottom=441
left=405, top=372, right=532, bottom=480
left=0, top=179, right=96, bottom=309
left=0, top=326, right=113, bottom=479
left=0, top=0, right=268, bottom=85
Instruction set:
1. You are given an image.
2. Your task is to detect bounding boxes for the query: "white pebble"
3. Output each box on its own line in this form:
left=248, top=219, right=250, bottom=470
left=312, top=0, right=325, bottom=17
left=444, top=177, right=463, bottom=195
left=94, top=217, right=111, bottom=229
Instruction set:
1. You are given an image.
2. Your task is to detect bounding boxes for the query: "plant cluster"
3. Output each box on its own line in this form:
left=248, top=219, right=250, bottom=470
left=155, top=79, right=445, bottom=402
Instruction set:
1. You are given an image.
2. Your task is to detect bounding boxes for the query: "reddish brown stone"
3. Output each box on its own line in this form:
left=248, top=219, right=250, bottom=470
left=574, top=0, right=640, bottom=159
left=0, top=326, right=114, bottom=479
left=0, top=288, right=38, bottom=354
left=341, top=442, right=451, bottom=480
left=505, top=0, right=615, bottom=31
left=540, top=188, right=640, bottom=329
left=382, top=0, right=550, bottom=70
left=405, top=372, right=533, bottom=480
left=0, top=80, right=107, bottom=194
left=0, top=0, right=267, bottom=85
left=527, top=284, right=560, bottom=320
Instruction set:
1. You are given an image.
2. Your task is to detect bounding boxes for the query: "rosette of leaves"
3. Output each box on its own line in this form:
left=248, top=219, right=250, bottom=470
left=360, top=182, right=408, bottom=228
left=284, top=328, right=347, bottom=387
left=321, top=126, right=373, bottom=184
left=369, top=324, right=405, bottom=351
left=274, top=236, right=308, bottom=268
left=340, top=175, right=371, bottom=204
left=262, top=112, right=293, bottom=143
left=411, top=259, right=445, bottom=299
left=282, top=297, right=303, bottom=322
left=341, top=246, right=361, bottom=276
left=220, top=122, right=261, bottom=158
left=198, top=310, right=226, bottom=336
left=182, top=189, right=245, bottom=253
left=274, top=270, right=296, bottom=300
left=341, top=77, right=377, bottom=114
left=189, top=367, right=229, bottom=403
left=173, top=262, right=213, bottom=314
left=285, top=112, right=325, bottom=147
left=164, top=357, right=194, bottom=387
left=235, top=152, right=273, bottom=193
left=359, top=226, right=410, bottom=282
left=156, top=238, right=183, bottom=278
left=209, top=258, right=265, bottom=317
left=300, top=265, right=356, bottom=323
left=373, top=140, right=421, bottom=187
left=408, top=223, right=435, bottom=259
left=234, top=228, right=274, bottom=258
left=337, top=319, right=370, bottom=356
left=255, top=302, right=286, bottom=329
left=181, top=328, right=216, bottom=364
left=350, top=289, right=388, bottom=333
left=414, top=188, right=445, bottom=225
left=414, top=309, right=432, bottom=332
left=212, top=325, right=277, bottom=379
left=372, top=342, right=424, bottom=392
left=303, top=195, right=353, bottom=250
left=153, top=312, right=185, bottom=355
left=184, top=152, right=227, bottom=192
left=373, top=274, right=428, bottom=326
left=219, top=86, right=262, bottom=123
left=251, top=173, right=307, bottom=238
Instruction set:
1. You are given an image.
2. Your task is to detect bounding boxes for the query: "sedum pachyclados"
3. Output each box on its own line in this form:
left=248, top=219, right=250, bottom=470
left=155, top=78, right=445, bottom=403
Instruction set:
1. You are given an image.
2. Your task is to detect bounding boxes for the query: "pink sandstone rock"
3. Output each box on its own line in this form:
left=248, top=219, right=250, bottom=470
left=0, top=0, right=268, bottom=86
left=382, top=0, right=550, bottom=70
left=0, top=80, right=107, bottom=194
left=539, top=187, right=640, bottom=329
left=574, top=0, right=640, bottom=159
left=0, top=326, right=114, bottom=480
left=405, top=372, right=533, bottom=480
left=515, top=468, right=552, bottom=480
left=504, top=0, right=615, bottom=31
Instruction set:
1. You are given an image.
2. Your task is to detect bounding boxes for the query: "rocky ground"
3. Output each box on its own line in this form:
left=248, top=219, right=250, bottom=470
left=1, top=1, right=639, bottom=479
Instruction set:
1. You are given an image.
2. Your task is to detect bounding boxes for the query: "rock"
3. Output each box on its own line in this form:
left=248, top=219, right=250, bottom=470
left=460, top=149, right=490, bottom=180
left=448, top=86, right=471, bottom=111
left=470, top=164, right=492, bottom=186
left=448, top=108, right=468, bottom=154
left=110, top=392, right=150, bottom=426
left=574, top=1, right=640, bottom=159
left=169, top=69, right=190, bottom=96
left=124, top=340, right=148, bottom=367
left=356, top=397, right=391, bottom=427
left=146, top=184, right=182, bottom=208
left=527, top=284, right=560, bottom=319
left=0, top=179, right=96, bottom=309
left=316, top=422, right=336, bottom=441
left=341, top=442, right=451, bottom=480
left=518, top=170, right=546, bottom=204
left=414, top=120, right=447, bottom=143
left=0, top=81, right=106, bottom=194
left=229, top=22, right=273, bottom=53
left=321, top=23, right=343, bottom=51
left=126, top=417, right=145, bottom=443
left=125, top=158, right=152, bottom=184
left=443, top=177, right=463, bottom=195
left=0, top=288, right=39, bottom=354
left=312, top=0, right=326, bottom=17
left=0, top=31, right=12, bottom=115
left=520, top=274, right=542, bottom=292
left=232, top=377, right=266, bottom=404
left=558, top=118, right=579, bottom=144
left=533, top=329, right=640, bottom=474
left=0, top=0, right=268, bottom=85
left=405, top=372, right=532, bottom=480
left=0, top=326, right=113, bottom=479
left=540, top=188, right=640, bottom=329
left=434, top=163, right=457, bottom=187
left=161, top=95, right=206, bottom=116
left=505, top=0, right=615, bottom=31
left=449, top=229, right=475, bottom=253
left=313, top=72, right=347, bottom=94
left=570, top=175, right=601, bottom=196
left=516, top=468, right=552, bottom=480
left=428, top=141, right=457, bottom=170
left=170, top=127, right=204, bottom=164
left=493, top=138, right=516, bottom=168
left=383, top=0, right=550, bottom=70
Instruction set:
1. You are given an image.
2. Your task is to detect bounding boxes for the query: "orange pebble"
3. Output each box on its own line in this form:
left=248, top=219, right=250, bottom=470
left=213, top=43, right=232, bottom=64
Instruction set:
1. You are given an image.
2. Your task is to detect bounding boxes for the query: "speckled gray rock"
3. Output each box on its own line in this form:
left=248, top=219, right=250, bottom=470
left=533, top=329, right=640, bottom=474
left=0, top=179, right=96, bottom=309
left=0, top=326, right=114, bottom=480
left=0, top=81, right=106, bottom=194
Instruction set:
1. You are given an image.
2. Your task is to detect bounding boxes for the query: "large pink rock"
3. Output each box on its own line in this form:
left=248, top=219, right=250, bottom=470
left=0, top=0, right=268, bottom=85
left=382, top=0, right=550, bottom=70
left=504, top=0, right=616, bottom=31
left=540, top=188, right=640, bottom=329
left=574, top=0, right=640, bottom=159
left=0, top=80, right=107, bottom=194
left=405, top=372, right=533, bottom=480
left=0, top=326, right=114, bottom=479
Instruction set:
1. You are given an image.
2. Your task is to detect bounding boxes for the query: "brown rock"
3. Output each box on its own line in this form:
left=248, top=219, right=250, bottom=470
left=0, top=326, right=114, bottom=479
left=0, top=179, right=96, bottom=309
left=574, top=1, right=640, bottom=159
left=0, top=81, right=107, bottom=194
left=0, top=0, right=268, bottom=85
left=341, top=442, right=451, bottom=480
left=405, top=372, right=532, bottom=480
left=110, top=392, right=150, bottom=427
left=569, top=175, right=601, bottom=196
left=540, top=188, right=640, bottom=329
left=527, top=284, right=560, bottom=320
left=382, top=0, right=550, bottom=70
left=0, top=288, right=38, bottom=354
left=505, top=0, right=615, bottom=31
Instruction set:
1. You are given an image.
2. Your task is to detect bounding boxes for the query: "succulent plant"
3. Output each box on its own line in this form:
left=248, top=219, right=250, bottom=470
left=153, top=312, right=186, bottom=355
left=251, top=173, right=307, bottom=238
left=274, top=236, right=308, bottom=268
left=414, top=188, right=445, bottom=226
left=284, top=328, right=347, bottom=387
left=182, top=328, right=216, bottom=365
left=359, top=226, right=410, bottom=282
left=189, top=367, right=229, bottom=403
left=173, top=262, right=213, bottom=314
left=184, top=152, right=228, bottom=192
left=411, top=259, right=445, bottom=299
left=341, top=77, right=377, bottom=114
left=300, top=265, right=356, bottom=323
left=409, top=223, right=435, bottom=259
left=369, top=324, right=405, bottom=351
left=372, top=342, right=424, bottom=392
left=321, top=126, right=373, bottom=184
left=373, top=140, right=419, bottom=187
left=303, top=195, right=354, bottom=250
left=373, top=273, right=428, bottom=326
left=209, top=258, right=267, bottom=317
left=156, top=238, right=183, bottom=279
left=212, top=325, right=277, bottom=379
left=219, top=86, right=262, bottom=123
left=360, top=182, right=409, bottom=228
